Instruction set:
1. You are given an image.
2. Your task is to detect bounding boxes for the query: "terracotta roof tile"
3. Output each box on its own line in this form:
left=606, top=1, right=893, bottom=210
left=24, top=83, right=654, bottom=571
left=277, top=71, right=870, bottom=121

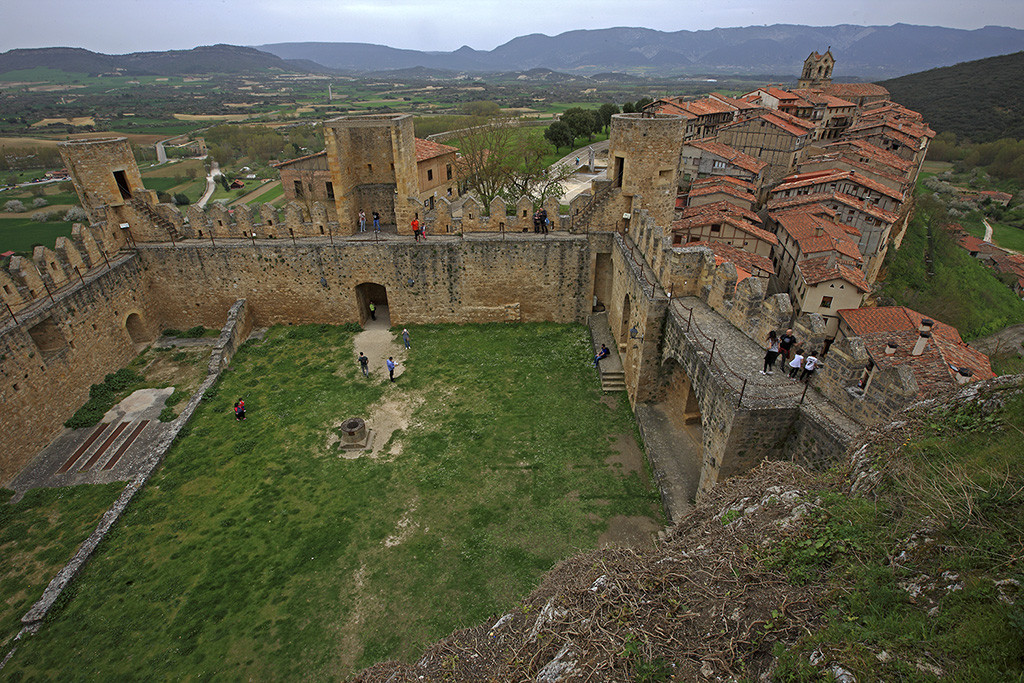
left=415, top=137, right=457, bottom=162
left=774, top=168, right=905, bottom=202
left=272, top=150, right=327, bottom=168
left=672, top=207, right=778, bottom=245
left=691, top=174, right=756, bottom=192
left=682, top=241, right=774, bottom=278
left=678, top=200, right=761, bottom=224
left=820, top=83, right=890, bottom=98
left=838, top=306, right=995, bottom=393
left=769, top=206, right=863, bottom=262
left=766, top=191, right=899, bottom=224
left=688, top=182, right=755, bottom=204
left=684, top=138, right=767, bottom=175
left=822, top=138, right=915, bottom=174
left=796, top=255, right=870, bottom=291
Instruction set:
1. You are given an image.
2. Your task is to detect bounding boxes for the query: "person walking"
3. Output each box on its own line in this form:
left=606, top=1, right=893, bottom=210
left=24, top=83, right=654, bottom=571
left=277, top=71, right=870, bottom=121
left=778, top=328, right=798, bottom=371
left=358, top=210, right=366, bottom=233
left=372, top=210, right=380, bottom=231
left=788, top=349, right=805, bottom=379
left=762, top=330, right=780, bottom=375
left=233, top=399, right=246, bottom=421
left=540, top=208, right=549, bottom=234
left=801, top=352, right=819, bottom=382
left=386, top=356, right=396, bottom=382
left=412, top=218, right=421, bottom=241
left=368, top=301, right=376, bottom=320
left=358, top=352, right=369, bottom=377
left=402, top=328, right=411, bottom=349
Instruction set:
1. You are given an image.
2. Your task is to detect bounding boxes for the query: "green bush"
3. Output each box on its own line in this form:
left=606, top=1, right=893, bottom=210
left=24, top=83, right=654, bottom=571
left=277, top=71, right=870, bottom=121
left=182, top=326, right=207, bottom=338
left=158, top=407, right=177, bottom=422
left=64, top=369, right=145, bottom=429
left=162, top=328, right=182, bottom=337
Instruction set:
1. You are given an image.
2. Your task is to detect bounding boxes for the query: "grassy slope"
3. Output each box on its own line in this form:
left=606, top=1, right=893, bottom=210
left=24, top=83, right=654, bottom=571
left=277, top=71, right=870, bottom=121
left=0, top=217, right=74, bottom=254
left=878, top=197, right=1024, bottom=339
left=0, top=484, right=124, bottom=649
left=775, top=385, right=1024, bottom=680
left=6, top=323, right=661, bottom=679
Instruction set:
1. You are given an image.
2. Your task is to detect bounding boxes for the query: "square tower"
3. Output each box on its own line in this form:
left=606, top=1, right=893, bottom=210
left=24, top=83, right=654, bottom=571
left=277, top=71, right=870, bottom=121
left=57, top=137, right=146, bottom=224
left=323, top=114, right=420, bottom=234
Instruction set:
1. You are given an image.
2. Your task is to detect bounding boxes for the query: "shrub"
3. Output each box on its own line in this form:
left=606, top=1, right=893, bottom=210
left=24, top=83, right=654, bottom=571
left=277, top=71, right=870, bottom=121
left=173, top=193, right=190, bottom=206
left=182, top=325, right=207, bottom=338
left=158, top=406, right=177, bottom=422
left=4, top=200, right=25, bottom=213
left=63, top=207, right=87, bottom=221
left=32, top=197, right=48, bottom=208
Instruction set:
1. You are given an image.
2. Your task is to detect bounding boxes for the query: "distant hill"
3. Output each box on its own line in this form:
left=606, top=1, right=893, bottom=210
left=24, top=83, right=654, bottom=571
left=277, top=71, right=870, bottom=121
left=258, top=24, right=1024, bottom=78
left=0, top=44, right=330, bottom=76
left=881, top=51, right=1024, bottom=142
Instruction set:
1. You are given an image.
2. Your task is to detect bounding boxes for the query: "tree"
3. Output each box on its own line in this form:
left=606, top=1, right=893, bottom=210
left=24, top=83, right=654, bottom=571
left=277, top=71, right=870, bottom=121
left=463, top=101, right=501, bottom=118
left=561, top=108, right=597, bottom=143
left=635, top=96, right=654, bottom=112
left=498, top=134, right=576, bottom=207
left=4, top=200, right=25, bottom=213
left=454, top=118, right=520, bottom=212
left=622, top=101, right=636, bottom=114
left=32, top=197, right=48, bottom=208
left=173, top=193, right=191, bottom=206
left=598, top=103, right=620, bottom=132
left=543, top=121, right=574, bottom=151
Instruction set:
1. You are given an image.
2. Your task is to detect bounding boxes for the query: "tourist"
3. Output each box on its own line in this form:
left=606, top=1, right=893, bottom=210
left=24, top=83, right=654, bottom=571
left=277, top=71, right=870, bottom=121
left=412, top=218, right=421, bottom=241
left=358, top=210, right=366, bottom=233
left=778, top=328, right=798, bottom=370
left=358, top=352, right=369, bottom=377
left=761, top=330, right=779, bottom=374
left=369, top=301, right=376, bottom=320
left=801, top=352, right=819, bottom=382
left=372, top=210, right=380, bottom=231
left=386, top=356, right=396, bottom=382
left=533, top=211, right=541, bottom=233
left=788, top=350, right=805, bottom=379
left=594, top=344, right=610, bottom=367
left=540, top=208, right=549, bottom=234
left=234, top=399, right=246, bottom=421
left=402, top=328, right=411, bottom=349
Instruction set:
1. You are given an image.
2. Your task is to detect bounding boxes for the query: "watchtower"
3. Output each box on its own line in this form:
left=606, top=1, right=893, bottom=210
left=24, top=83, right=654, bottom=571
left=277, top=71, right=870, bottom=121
left=607, top=112, right=685, bottom=230
left=58, top=137, right=147, bottom=224
left=798, top=49, right=835, bottom=89
left=323, top=114, right=420, bottom=235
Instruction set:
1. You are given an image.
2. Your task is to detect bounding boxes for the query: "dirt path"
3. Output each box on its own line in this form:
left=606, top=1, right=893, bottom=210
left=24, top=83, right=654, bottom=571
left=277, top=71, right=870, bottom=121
left=983, top=217, right=994, bottom=243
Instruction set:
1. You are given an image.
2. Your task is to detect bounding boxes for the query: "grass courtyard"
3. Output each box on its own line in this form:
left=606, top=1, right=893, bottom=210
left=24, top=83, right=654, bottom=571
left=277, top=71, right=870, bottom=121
left=4, top=322, right=662, bottom=679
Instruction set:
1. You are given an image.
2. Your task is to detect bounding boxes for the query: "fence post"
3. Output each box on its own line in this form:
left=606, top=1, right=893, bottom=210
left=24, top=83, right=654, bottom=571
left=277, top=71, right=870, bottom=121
left=74, top=265, right=84, bottom=285
left=687, top=308, right=692, bottom=332
left=101, top=249, right=111, bottom=270
left=800, top=382, right=809, bottom=404
left=289, top=228, right=296, bottom=247
left=328, top=225, right=333, bottom=246
left=209, top=231, right=216, bottom=247
left=5, top=301, right=16, bottom=325
left=738, top=378, right=747, bottom=407
left=709, top=338, right=716, bottom=364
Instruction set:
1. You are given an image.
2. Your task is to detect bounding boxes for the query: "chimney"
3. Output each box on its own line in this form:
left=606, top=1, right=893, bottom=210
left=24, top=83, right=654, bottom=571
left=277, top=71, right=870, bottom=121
left=814, top=224, right=824, bottom=237
left=955, top=367, right=974, bottom=385
left=885, top=341, right=898, bottom=355
left=912, top=331, right=931, bottom=356
left=826, top=251, right=837, bottom=269
left=919, top=318, right=934, bottom=334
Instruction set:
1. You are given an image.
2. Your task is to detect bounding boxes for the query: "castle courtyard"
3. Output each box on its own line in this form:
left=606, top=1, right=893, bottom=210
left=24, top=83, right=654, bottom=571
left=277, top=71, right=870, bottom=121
left=1, top=322, right=663, bottom=679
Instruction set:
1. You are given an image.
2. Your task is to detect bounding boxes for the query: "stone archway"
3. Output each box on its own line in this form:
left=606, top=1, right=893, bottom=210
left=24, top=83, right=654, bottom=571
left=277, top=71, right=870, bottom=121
left=354, top=282, right=390, bottom=326
left=125, top=312, right=148, bottom=344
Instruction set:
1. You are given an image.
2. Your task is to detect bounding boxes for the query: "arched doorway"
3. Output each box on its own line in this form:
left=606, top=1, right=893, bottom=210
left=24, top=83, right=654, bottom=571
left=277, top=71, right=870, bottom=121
left=125, top=312, right=147, bottom=343
left=618, top=293, right=632, bottom=349
left=354, top=282, right=390, bottom=326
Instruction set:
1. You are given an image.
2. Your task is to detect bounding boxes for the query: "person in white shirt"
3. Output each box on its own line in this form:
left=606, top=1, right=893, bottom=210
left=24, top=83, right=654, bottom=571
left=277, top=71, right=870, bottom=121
left=788, top=350, right=805, bottom=379
left=801, top=352, right=819, bottom=382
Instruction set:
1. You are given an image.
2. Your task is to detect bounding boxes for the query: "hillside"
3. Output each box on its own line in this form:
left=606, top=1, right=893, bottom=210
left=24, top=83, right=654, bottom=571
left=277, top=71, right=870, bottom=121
left=0, top=44, right=329, bottom=77
left=257, top=24, right=1024, bottom=78
left=352, top=376, right=1024, bottom=681
left=881, top=51, right=1024, bottom=142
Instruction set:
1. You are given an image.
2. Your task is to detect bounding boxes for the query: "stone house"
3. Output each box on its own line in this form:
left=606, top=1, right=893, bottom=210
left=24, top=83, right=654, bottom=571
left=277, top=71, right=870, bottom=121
left=715, top=110, right=815, bottom=185
left=770, top=169, right=905, bottom=216
left=819, top=83, right=890, bottom=108
left=679, top=138, right=767, bottom=188
left=791, top=254, right=869, bottom=336
left=671, top=202, right=778, bottom=259
left=765, top=204, right=863, bottom=287
left=685, top=176, right=757, bottom=211
left=414, top=137, right=459, bottom=210
left=796, top=150, right=912, bottom=197
left=646, top=97, right=738, bottom=140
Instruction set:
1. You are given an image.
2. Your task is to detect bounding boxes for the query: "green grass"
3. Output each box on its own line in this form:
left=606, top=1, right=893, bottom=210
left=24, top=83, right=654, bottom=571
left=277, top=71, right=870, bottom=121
left=246, top=182, right=284, bottom=206
left=879, top=196, right=1024, bottom=339
left=0, top=217, right=75, bottom=254
left=0, top=483, right=125, bottom=648
left=5, top=323, right=661, bottom=679
left=988, top=220, right=1024, bottom=252
left=773, top=391, right=1024, bottom=681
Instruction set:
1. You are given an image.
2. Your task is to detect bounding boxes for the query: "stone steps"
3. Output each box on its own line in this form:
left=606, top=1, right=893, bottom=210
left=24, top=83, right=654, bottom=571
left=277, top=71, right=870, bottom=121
left=601, top=369, right=626, bottom=392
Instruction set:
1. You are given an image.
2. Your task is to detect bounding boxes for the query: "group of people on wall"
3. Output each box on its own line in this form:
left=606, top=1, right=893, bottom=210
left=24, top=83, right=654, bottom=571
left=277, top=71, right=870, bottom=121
left=763, top=329, right=820, bottom=382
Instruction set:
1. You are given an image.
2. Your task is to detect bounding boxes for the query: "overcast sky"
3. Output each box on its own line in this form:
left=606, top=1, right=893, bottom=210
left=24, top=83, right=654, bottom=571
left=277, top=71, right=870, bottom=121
left=4, top=0, right=1024, bottom=54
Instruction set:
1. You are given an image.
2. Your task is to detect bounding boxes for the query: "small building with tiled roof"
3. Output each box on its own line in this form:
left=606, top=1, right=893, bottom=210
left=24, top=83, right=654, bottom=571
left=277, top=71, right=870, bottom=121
left=671, top=203, right=777, bottom=258
left=766, top=204, right=863, bottom=293
left=686, top=180, right=756, bottom=211
left=771, top=168, right=905, bottom=214
left=680, top=138, right=767, bottom=188
left=646, top=96, right=739, bottom=140
left=818, top=82, right=890, bottom=108
left=792, top=254, right=869, bottom=335
left=274, top=150, right=336, bottom=219
left=413, top=138, right=459, bottom=208
left=681, top=241, right=775, bottom=281
left=677, top=199, right=761, bottom=225
left=811, top=306, right=994, bottom=426
left=796, top=151, right=911, bottom=196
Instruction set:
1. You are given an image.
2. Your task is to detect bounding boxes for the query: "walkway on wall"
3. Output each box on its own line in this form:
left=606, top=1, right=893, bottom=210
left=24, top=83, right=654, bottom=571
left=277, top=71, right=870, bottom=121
left=671, top=295, right=861, bottom=438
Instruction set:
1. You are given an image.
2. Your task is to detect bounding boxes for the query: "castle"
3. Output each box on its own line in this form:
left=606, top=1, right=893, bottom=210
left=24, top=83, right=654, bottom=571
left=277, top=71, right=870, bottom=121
left=0, top=56, right=994, bottom=507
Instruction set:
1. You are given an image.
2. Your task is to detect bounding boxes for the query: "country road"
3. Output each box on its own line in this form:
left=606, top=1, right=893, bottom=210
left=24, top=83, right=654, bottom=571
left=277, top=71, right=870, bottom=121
left=197, top=161, right=221, bottom=208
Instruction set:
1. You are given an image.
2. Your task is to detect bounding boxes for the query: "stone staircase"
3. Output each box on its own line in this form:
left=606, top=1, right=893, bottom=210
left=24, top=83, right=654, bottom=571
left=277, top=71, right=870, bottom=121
left=571, top=182, right=613, bottom=232
left=130, top=197, right=180, bottom=242
left=600, top=367, right=626, bottom=392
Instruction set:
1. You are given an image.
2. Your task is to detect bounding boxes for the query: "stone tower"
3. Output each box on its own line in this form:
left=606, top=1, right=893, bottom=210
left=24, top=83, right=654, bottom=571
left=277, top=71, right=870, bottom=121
left=58, top=137, right=147, bottom=224
left=606, top=112, right=685, bottom=229
left=322, top=114, right=420, bottom=235
left=798, top=49, right=834, bottom=89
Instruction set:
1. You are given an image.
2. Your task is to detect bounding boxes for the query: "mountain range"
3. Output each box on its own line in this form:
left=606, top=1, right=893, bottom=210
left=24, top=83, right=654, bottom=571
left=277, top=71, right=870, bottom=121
left=255, top=24, right=1024, bottom=78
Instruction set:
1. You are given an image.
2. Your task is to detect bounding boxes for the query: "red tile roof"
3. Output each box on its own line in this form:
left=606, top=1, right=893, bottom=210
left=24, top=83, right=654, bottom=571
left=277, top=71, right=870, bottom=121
left=798, top=153, right=909, bottom=188
left=273, top=150, right=327, bottom=168
left=672, top=207, right=778, bottom=245
left=684, top=138, right=767, bottom=175
left=774, top=168, right=905, bottom=202
left=838, top=306, right=995, bottom=393
left=678, top=200, right=762, bottom=225
left=710, top=92, right=757, bottom=110
left=415, top=137, right=457, bottom=162
left=796, top=255, right=870, bottom=292
left=682, top=240, right=774, bottom=279
left=766, top=191, right=899, bottom=225
left=769, top=206, right=863, bottom=262
left=820, top=83, right=890, bottom=99
left=719, top=111, right=814, bottom=139
left=822, top=138, right=915, bottom=175
left=688, top=182, right=755, bottom=204
left=691, top=174, right=756, bottom=192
